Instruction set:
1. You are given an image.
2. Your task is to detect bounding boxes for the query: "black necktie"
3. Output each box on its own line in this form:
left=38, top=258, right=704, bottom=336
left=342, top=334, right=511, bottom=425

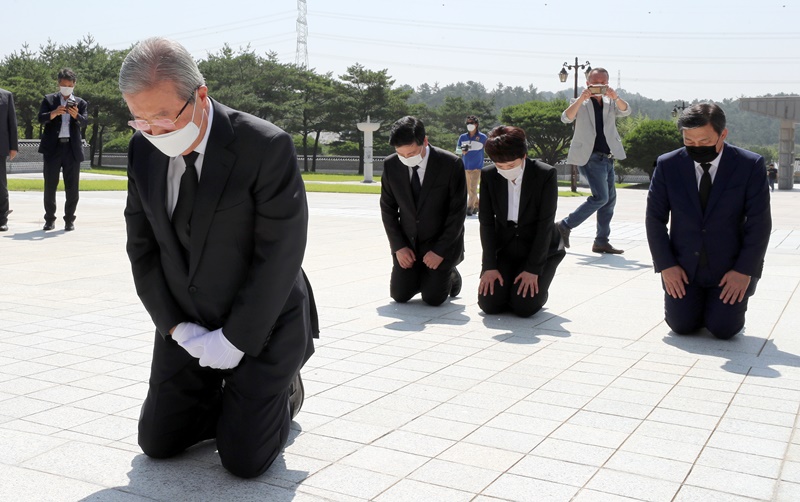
left=699, top=162, right=712, bottom=212
left=411, top=165, right=421, bottom=205
left=172, top=151, right=199, bottom=251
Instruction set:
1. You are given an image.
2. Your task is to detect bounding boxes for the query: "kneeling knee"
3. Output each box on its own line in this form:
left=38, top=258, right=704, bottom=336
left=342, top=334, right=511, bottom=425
left=422, top=293, right=447, bottom=307
left=391, top=291, right=414, bottom=303
left=139, top=434, right=182, bottom=459
left=665, top=316, right=701, bottom=335
left=707, top=323, right=743, bottom=340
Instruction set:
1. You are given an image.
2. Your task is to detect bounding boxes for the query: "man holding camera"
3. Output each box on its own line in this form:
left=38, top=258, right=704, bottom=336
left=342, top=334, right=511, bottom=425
left=557, top=67, right=630, bottom=254
left=38, top=68, right=88, bottom=231
left=457, top=115, right=487, bottom=216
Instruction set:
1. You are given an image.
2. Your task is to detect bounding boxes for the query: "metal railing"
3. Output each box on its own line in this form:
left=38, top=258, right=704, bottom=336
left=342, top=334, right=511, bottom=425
left=8, top=139, right=90, bottom=173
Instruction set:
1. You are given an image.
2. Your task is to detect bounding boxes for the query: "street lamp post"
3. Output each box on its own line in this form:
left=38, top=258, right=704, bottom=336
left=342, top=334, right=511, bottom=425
left=671, top=101, right=688, bottom=118
left=559, top=57, right=592, bottom=192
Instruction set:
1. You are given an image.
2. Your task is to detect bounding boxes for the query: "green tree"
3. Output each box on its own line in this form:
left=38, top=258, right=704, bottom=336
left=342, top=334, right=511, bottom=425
left=434, top=95, right=495, bottom=135
left=616, top=111, right=649, bottom=139
left=200, top=46, right=296, bottom=127
left=499, top=99, right=573, bottom=166
left=61, top=37, right=130, bottom=166
left=287, top=69, right=344, bottom=171
left=338, top=64, right=410, bottom=173
left=740, top=144, right=777, bottom=163
left=0, top=44, right=51, bottom=139
left=620, top=120, right=684, bottom=179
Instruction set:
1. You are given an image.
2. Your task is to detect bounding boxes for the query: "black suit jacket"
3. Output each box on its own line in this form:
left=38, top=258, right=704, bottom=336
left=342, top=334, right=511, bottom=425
left=479, top=158, right=560, bottom=275
left=38, top=92, right=88, bottom=161
left=125, top=99, right=315, bottom=361
left=380, top=145, right=467, bottom=267
left=646, top=144, right=771, bottom=282
left=0, top=88, right=18, bottom=156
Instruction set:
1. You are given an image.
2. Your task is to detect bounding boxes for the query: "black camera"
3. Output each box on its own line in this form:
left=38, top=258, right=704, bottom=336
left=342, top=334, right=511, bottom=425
left=66, top=98, right=77, bottom=108
left=461, top=143, right=470, bottom=152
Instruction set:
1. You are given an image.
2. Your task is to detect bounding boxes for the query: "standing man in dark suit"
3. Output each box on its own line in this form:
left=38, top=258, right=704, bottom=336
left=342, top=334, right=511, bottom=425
left=478, top=126, right=565, bottom=317
left=646, top=103, right=771, bottom=339
left=120, top=37, right=317, bottom=478
left=0, top=87, right=18, bottom=232
left=38, top=68, right=88, bottom=231
left=380, top=116, right=467, bottom=306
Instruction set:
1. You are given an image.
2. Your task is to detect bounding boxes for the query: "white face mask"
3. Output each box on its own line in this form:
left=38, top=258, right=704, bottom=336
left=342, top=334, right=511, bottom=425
left=497, top=161, right=523, bottom=181
left=397, top=145, right=424, bottom=167
left=60, top=86, right=74, bottom=97
left=141, top=97, right=203, bottom=157
left=466, top=124, right=476, bottom=132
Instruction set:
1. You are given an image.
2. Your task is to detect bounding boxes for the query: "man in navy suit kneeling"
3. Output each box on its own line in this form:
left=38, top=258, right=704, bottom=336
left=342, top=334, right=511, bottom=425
left=646, top=103, right=771, bottom=339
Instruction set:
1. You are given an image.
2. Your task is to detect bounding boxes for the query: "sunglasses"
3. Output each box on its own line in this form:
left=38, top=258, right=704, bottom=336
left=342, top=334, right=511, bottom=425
left=128, top=92, right=195, bottom=132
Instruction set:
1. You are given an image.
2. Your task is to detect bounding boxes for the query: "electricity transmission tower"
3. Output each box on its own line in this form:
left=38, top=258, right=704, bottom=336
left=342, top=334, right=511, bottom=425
left=295, top=0, right=309, bottom=68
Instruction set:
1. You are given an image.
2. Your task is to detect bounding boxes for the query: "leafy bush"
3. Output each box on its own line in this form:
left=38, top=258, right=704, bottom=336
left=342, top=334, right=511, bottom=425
left=621, top=120, right=683, bottom=179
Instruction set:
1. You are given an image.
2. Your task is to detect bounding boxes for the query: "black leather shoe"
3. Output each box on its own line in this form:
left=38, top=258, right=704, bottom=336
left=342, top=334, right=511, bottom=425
left=449, top=269, right=462, bottom=297
left=65, top=223, right=75, bottom=232
left=289, top=373, right=304, bottom=419
left=0, top=225, right=7, bottom=232
left=557, top=220, right=571, bottom=248
left=466, top=209, right=473, bottom=217
left=43, top=222, right=55, bottom=231
left=592, top=243, right=624, bottom=254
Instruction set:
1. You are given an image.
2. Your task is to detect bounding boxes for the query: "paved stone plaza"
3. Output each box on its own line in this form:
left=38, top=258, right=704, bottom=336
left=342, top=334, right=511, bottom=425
left=1, top=184, right=800, bottom=501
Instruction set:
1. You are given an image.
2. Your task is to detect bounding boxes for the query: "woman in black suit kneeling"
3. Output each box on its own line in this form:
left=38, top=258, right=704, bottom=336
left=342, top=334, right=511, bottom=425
left=478, top=125, right=566, bottom=317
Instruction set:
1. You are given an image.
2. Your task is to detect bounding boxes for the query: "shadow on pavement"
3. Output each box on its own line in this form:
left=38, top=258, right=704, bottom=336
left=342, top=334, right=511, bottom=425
left=663, top=331, right=800, bottom=378
left=3, top=229, right=62, bottom=241
left=575, top=252, right=652, bottom=270
left=77, top=433, right=306, bottom=501
left=376, top=301, right=470, bottom=332
left=483, top=312, right=572, bottom=345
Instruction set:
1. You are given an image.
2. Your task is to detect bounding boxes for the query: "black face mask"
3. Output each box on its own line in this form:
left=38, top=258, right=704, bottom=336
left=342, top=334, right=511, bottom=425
left=685, top=141, right=720, bottom=164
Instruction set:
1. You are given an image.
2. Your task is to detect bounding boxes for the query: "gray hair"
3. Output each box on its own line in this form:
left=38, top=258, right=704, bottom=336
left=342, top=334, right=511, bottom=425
left=119, top=37, right=205, bottom=101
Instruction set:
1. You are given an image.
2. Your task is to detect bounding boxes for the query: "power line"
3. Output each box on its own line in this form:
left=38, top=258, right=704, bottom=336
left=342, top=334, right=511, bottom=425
left=311, top=32, right=800, bottom=65
left=312, top=10, right=800, bottom=40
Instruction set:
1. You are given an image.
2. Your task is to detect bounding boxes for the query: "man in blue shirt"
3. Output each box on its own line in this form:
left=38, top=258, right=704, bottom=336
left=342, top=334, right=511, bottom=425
left=457, top=115, right=487, bottom=216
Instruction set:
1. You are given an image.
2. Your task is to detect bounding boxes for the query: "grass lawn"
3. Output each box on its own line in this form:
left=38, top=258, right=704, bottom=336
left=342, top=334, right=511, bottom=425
left=8, top=170, right=589, bottom=196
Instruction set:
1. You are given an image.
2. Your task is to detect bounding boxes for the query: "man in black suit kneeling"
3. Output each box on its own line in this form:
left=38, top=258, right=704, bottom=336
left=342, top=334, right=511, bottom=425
left=380, top=116, right=467, bottom=306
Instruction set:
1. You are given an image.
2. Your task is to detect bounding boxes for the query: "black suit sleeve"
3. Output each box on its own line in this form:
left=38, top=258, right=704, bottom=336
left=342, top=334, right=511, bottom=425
left=222, top=132, right=309, bottom=356
left=524, top=165, right=558, bottom=275
left=733, top=156, right=771, bottom=277
left=125, top=146, right=186, bottom=336
left=75, top=98, right=89, bottom=128
left=6, top=92, right=17, bottom=151
left=38, top=96, right=55, bottom=124
left=431, top=156, right=467, bottom=258
left=380, top=160, right=410, bottom=253
left=478, top=169, right=499, bottom=270
left=645, top=158, right=678, bottom=273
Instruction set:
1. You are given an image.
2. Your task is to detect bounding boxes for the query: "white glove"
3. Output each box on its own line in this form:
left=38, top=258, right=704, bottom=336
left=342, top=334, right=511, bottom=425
left=197, top=328, right=245, bottom=370
left=172, top=322, right=209, bottom=358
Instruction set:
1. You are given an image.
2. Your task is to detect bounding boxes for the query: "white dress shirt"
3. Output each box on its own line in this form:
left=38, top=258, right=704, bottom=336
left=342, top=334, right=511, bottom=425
left=166, top=101, right=214, bottom=217
left=506, top=166, right=525, bottom=223
left=693, top=148, right=723, bottom=188
left=59, top=94, right=72, bottom=138
left=406, top=145, right=431, bottom=184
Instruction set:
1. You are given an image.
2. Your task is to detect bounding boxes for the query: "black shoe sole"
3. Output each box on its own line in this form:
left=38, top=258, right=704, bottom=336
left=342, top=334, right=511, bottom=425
left=289, top=373, right=304, bottom=419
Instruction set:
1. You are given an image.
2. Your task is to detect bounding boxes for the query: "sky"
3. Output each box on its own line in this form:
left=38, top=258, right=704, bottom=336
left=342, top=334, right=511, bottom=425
left=3, top=0, right=799, bottom=103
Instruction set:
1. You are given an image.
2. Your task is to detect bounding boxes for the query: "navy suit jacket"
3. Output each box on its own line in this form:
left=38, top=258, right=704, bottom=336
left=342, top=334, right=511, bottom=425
left=38, top=92, right=88, bottom=161
left=645, top=144, right=771, bottom=283
left=479, top=158, right=561, bottom=275
left=380, top=145, right=467, bottom=268
left=125, top=99, right=316, bottom=367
